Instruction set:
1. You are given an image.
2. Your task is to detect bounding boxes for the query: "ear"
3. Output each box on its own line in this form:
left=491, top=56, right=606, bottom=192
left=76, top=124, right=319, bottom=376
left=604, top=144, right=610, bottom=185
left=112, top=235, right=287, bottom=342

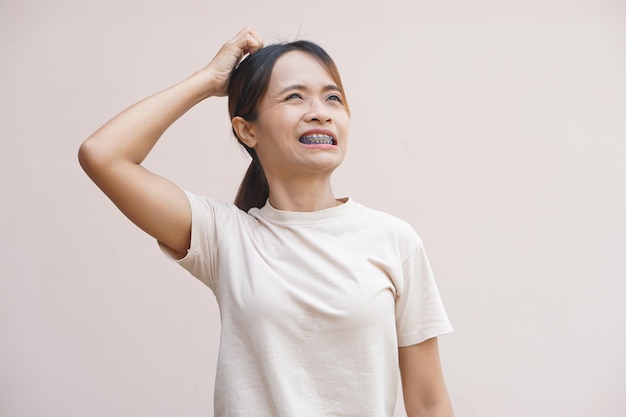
left=232, top=116, right=257, bottom=148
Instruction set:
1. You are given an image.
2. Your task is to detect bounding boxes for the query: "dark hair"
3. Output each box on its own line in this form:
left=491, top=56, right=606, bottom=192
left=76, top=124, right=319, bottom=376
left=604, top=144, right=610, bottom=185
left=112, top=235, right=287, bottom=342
left=228, top=40, right=349, bottom=212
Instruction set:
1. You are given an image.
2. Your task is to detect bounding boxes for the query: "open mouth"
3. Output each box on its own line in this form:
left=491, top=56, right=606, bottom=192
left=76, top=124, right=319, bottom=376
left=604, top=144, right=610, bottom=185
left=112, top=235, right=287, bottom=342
left=298, top=134, right=336, bottom=145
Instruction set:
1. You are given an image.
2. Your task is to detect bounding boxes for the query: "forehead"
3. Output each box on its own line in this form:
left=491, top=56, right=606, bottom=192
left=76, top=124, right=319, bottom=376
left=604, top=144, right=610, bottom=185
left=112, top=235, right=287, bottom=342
left=267, top=50, right=336, bottom=92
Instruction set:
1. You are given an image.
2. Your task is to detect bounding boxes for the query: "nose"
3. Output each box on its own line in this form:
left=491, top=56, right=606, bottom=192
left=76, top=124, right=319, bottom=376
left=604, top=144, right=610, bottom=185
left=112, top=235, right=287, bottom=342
left=306, top=99, right=332, bottom=123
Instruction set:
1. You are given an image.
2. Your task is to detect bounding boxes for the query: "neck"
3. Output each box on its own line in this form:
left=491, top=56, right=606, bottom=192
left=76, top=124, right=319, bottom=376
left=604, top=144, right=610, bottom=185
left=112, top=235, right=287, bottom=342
left=266, top=175, right=338, bottom=212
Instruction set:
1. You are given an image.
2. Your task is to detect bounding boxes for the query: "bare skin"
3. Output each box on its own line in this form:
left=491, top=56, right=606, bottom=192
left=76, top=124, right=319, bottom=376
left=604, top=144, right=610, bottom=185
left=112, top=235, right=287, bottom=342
left=400, top=338, right=454, bottom=417
left=78, top=26, right=453, bottom=416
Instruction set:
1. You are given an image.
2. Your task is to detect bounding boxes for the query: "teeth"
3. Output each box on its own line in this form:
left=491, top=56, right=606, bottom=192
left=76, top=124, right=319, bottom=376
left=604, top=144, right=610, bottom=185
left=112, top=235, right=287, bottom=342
left=299, top=134, right=334, bottom=145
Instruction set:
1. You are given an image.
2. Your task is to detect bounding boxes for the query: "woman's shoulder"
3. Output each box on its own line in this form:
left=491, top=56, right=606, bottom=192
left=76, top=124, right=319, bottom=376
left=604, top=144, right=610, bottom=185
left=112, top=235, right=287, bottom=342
left=184, top=190, right=256, bottom=223
left=352, top=201, right=424, bottom=245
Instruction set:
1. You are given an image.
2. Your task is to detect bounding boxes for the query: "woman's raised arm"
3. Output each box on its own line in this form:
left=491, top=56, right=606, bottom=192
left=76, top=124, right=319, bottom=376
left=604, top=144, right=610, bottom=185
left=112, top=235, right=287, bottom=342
left=78, top=27, right=263, bottom=259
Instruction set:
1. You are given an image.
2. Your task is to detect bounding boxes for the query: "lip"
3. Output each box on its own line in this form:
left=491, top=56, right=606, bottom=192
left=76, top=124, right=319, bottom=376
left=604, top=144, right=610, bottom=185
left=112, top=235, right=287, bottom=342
left=298, top=129, right=337, bottom=146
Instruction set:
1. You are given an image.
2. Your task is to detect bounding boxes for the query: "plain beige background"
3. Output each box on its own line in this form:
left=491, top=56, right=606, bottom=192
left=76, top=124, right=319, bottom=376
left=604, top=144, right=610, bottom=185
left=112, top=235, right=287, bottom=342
left=1, top=0, right=625, bottom=416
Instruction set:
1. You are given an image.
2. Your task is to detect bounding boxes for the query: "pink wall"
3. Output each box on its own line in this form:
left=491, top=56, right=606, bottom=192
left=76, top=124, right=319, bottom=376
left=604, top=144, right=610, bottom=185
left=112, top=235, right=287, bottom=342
left=1, top=0, right=625, bottom=416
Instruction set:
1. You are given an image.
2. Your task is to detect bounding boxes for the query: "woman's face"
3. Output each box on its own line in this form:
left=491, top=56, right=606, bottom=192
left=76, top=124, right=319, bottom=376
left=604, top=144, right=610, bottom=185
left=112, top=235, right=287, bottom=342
left=245, top=50, right=350, bottom=182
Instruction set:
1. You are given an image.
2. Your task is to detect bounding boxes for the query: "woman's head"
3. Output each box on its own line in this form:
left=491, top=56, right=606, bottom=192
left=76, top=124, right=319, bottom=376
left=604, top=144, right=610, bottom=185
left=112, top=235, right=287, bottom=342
left=228, top=41, right=349, bottom=124
left=228, top=41, right=349, bottom=211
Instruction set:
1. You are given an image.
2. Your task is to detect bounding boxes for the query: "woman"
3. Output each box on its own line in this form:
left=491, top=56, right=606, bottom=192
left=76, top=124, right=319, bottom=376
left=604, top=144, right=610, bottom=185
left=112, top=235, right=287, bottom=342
left=79, top=27, right=454, bottom=417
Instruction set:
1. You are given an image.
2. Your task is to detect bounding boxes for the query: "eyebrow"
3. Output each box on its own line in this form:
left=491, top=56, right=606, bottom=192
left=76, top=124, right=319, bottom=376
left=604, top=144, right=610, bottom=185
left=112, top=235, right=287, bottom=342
left=277, top=83, right=341, bottom=96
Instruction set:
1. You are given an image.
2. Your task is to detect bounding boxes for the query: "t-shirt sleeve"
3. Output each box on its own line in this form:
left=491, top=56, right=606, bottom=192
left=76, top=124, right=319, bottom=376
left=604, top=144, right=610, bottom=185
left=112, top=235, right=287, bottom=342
left=395, top=238, right=453, bottom=347
left=158, top=190, right=233, bottom=292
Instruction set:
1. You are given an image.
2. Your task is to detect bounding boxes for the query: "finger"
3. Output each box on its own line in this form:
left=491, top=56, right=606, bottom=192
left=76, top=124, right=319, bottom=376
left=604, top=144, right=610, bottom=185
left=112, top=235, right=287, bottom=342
left=246, top=29, right=265, bottom=54
left=231, top=26, right=264, bottom=55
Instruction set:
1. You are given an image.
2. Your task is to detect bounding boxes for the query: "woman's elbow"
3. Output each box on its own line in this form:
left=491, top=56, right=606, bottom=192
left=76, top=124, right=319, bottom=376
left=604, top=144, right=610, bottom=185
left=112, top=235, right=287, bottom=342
left=78, top=133, right=121, bottom=178
left=78, top=136, right=95, bottom=171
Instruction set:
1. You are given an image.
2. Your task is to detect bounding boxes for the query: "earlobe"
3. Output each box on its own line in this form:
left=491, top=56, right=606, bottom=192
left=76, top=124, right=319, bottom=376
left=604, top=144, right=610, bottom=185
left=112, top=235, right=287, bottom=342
left=232, top=116, right=257, bottom=148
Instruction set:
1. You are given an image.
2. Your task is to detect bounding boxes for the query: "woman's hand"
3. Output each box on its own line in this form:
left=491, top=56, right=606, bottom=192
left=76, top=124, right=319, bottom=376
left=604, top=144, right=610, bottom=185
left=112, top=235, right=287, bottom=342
left=198, top=26, right=264, bottom=97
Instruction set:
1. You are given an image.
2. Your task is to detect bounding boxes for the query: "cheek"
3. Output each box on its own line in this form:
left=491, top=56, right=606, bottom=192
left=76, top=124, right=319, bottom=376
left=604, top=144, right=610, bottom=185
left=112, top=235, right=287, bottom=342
left=338, top=114, right=351, bottom=136
left=254, top=132, right=292, bottom=163
left=256, top=109, right=296, bottom=136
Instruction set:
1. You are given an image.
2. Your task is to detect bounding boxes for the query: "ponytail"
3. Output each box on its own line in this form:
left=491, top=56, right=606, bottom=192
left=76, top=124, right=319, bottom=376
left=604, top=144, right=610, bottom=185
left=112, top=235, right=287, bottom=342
left=234, top=148, right=269, bottom=212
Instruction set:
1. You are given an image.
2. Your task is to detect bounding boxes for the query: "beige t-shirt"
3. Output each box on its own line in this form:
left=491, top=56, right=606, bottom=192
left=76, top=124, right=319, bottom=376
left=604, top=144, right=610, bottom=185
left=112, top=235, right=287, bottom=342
left=167, top=191, right=452, bottom=417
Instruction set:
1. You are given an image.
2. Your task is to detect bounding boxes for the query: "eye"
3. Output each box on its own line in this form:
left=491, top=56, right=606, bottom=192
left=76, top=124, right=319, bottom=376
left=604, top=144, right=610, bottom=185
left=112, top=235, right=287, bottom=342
left=285, top=93, right=303, bottom=100
left=327, top=94, right=343, bottom=103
